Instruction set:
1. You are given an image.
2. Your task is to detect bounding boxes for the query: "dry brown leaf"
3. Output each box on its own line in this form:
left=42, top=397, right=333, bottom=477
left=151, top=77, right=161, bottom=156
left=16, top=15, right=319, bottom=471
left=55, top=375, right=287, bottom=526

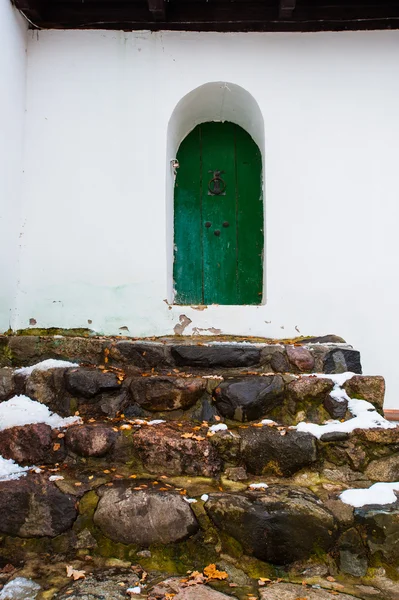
left=181, top=433, right=194, bottom=439
left=193, top=435, right=205, bottom=441
left=53, top=443, right=61, bottom=451
left=66, top=565, right=86, bottom=581
left=326, top=576, right=336, bottom=582
left=203, top=564, right=228, bottom=580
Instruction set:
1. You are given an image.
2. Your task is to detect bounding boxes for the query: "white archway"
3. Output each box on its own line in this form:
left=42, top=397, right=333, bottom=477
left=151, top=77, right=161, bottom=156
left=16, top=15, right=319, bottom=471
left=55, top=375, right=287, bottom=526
left=166, top=82, right=266, bottom=303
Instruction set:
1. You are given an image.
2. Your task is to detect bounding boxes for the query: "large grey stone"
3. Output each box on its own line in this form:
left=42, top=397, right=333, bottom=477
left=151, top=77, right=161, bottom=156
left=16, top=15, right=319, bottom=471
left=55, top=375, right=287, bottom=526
left=0, top=577, right=41, bottom=600
left=0, top=476, right=77, bottom=537
left=323, top=348, right=362, bottom=374
left=94, top=483, right=199, bottom=545
left=214, top=375, right=285, bottom=422
left=130, top=375, right=206, bottom=411
left=55, top=569, right=140, bottom=600
left=259, top=583, right=360, bottom=599
left=355, top=502, right=399, bottom=562
left=205, top=486, right=337, bottom=565
left=65, top=367, right=120, bottom=398
left=110, top=341, right=171, bottom=369
left=25, top=367, right=71, bottom=416
left=149, top=579, right=232, bottom=600
left=171, top=345, right=261, bottom=368
left=240, top=426, right=317, bottom=476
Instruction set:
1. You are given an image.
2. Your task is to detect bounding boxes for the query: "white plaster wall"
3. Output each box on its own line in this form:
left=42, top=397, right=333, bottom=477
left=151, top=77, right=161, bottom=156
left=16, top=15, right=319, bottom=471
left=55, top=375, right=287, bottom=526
left=17, top=29, right=399, bottom=407
left=0, top=0, right=27, bottom=331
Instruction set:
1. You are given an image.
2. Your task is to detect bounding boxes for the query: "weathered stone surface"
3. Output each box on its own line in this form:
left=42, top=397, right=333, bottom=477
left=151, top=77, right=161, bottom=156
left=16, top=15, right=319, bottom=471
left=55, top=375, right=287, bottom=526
left=286, top=346, right=315, bottom=372
left=240, top=427, right=317, bottom=476
left=214, top=376, right=285, bottom=422
left=365, top=454, right=399, bottom=482
left=287, top=376, right=334, bottom=402
left=130, top=376, right=206, bottom=411
left=94, top=483, right=199, bottom=545
left=260, top=347, right=290, bottom=373
left=205, top=486, right=337, bottom=564
left=224, top=466, right=248, bottom=481
left=323, top=394, right=348, bottom=419
left=8, top=336, right=40, bottom=364
left=353, top=427, right=399, bottom=445
left=65, top=367, right=120, bottom=398
left=171, top=345, right=261, bottom=368
left=149, top=579, right=232, bottom=600
left=56, top=569, right=140, bottom=600
left=0, top=476, right=77, bottom=537
left=65, top=424, right=117, bottom=457
left=191, top=395, right=220, bottom=423
left=320, top=431, right=350, bottom=442
left=172, top=587, right=233, bottom=600
left=25, top=368, right=71, bottom=416
left=324, top=499, right=354, bottom=527
left=0, top=423, right=65, bottom=465
left=343, top=375, right=385, bottom=410
left=324, top=348, right=362, bottom=374
left=0, top=577, right=41, bottom=600
left=355, top=503, right=399, bottom=562
left=132, top=423, right=222, bottom=476
left=0, top=367, right=15, bottom=401
left=259, top=583, right=358, bottom=599
left=110, top=341, right=171, bottom=369
left=338, top=527, right=368, bottom=577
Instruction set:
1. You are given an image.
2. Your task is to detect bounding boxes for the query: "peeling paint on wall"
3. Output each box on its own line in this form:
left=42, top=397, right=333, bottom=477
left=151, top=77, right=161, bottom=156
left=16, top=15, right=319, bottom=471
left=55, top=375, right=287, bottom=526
left=174, top=314, right=192, bottom=335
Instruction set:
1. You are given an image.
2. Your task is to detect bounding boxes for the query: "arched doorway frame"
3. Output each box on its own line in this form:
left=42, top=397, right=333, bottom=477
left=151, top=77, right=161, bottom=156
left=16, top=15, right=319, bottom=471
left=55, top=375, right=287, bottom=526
left=166, top=82, right=266, bottom=304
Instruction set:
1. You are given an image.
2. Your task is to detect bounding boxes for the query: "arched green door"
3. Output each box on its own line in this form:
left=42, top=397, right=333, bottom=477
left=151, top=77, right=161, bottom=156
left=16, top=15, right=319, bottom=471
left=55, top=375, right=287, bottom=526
left=173, top=121, right=263, bottom=305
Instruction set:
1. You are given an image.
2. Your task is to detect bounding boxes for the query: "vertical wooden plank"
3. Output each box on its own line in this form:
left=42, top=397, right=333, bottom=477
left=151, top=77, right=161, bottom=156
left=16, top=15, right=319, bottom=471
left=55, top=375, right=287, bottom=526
left=201, top=122, right=238, bottom=305
left=173, top=126, right=203, bottom=304
left=235, top=125, right=263, bottom=304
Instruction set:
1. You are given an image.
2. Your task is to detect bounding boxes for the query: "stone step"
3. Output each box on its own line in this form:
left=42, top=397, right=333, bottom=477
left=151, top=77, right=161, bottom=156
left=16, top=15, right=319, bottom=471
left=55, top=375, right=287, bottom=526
left=1, top=463, right=399, bottom=584
left=1, top=417, right=397, bottom=484
left=0, top=364, right=385, bottom=423
left=1, top=334, right=362, bottom=374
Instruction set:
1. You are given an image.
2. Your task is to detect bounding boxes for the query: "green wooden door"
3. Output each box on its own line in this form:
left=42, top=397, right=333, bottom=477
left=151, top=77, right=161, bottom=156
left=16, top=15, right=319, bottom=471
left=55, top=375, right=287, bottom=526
left=173, top=121, right=263, bottom=305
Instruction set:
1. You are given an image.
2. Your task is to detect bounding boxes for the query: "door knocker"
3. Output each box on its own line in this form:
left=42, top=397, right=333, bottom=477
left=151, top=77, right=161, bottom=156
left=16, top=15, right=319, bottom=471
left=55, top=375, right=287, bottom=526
left=208, top=170, right=226, bottom=196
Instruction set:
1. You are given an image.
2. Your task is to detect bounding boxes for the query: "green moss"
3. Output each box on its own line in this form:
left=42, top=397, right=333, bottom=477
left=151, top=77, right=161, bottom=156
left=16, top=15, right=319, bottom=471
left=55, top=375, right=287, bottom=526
left=79, top=490, right=99, bottom=516
left=0, top=341, right=12, bottom=366
left=11, top=328, right=94, bottom=337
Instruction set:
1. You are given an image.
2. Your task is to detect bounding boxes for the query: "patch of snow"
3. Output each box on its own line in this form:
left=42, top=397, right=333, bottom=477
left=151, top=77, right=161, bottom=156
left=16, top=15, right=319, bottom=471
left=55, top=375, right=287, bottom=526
left=329, top=386, right=351, bottom=403
left=147, top=420, right=165, bottom=426
left=314, top=372, right=356, bottom=387
left=127, top=587, right=141, bottom=595
left=296, top=397, right=396, bottom=439
left=340, top=482, right=399, bottom=507
left=15, top=359, right=78, bottom=376
left=0, top=577, right=41, bottom=599
left=49, top=475, right=64, bottom=482
left=249, top=482, right=269, bottom=489
left=0, top=395, right=81, bottom=431
left=209, top=423, right=228, bottom=433
left=295, top=372, right=396, bottom=439
left=183, top=497, right=197, bottom=504
left=0, top=456, right=29, bottom=482
left=201, top=494, right=209, bottom=502
left=261, top=419, right=276, bottom=425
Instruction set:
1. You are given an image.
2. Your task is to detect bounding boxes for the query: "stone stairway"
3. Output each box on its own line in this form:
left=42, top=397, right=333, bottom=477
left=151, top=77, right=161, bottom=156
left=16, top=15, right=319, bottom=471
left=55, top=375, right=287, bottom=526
left=0, top=334, right=398, bottom=599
